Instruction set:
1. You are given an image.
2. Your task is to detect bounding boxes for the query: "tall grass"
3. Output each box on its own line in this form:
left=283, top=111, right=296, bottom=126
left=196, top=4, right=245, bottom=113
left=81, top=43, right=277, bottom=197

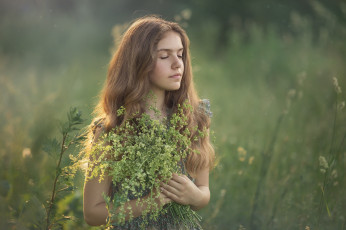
left=193, top=17, right=346, bottom=230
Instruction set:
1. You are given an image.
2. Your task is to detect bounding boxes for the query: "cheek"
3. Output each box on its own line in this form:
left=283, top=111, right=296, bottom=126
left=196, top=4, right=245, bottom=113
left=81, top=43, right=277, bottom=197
left=180, top=59, right=185, bottom=69
left=153, top=61, right=166, bottom=76
left=150, top=62, right=163, bottom=82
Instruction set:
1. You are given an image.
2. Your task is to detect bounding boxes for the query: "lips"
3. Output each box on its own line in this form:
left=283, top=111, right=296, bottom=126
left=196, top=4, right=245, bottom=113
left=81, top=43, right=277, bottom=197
left=169, top=73, right=182, bottom=79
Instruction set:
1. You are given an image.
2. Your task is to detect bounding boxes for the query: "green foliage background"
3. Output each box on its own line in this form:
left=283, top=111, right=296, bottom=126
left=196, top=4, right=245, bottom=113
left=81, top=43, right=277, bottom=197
left=0, top=0, right=345, bottom=229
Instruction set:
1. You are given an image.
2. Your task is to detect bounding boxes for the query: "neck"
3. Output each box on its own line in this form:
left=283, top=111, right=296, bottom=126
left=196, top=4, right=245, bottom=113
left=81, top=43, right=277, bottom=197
left=146, top=89, right=166, bottom=117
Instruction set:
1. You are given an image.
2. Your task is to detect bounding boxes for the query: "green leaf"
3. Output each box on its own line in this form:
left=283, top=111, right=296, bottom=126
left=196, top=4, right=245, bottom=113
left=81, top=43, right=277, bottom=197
left=19, top=196, right=46, bottom=228
left=42, top=138, right=61, bottom=159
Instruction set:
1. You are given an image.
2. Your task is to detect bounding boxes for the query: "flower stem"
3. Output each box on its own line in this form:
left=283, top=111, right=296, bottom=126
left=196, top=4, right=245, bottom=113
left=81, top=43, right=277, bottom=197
left=46, top=133, right=67, bottom=230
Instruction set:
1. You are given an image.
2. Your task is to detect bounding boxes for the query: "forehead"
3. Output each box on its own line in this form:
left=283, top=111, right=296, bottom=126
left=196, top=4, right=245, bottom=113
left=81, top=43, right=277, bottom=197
left=157, top=31, right=183, bottom=50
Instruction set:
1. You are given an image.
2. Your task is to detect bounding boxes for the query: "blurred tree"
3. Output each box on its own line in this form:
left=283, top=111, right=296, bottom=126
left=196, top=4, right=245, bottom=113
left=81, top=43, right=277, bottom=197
left=1, top=0, right=345, bottom=54
left=186, top=0, right=346, bottom=49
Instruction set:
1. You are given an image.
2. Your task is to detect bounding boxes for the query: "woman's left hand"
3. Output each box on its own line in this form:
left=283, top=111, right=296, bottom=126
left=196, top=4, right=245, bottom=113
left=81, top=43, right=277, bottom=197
left=160, top=173, right=201, bottom=206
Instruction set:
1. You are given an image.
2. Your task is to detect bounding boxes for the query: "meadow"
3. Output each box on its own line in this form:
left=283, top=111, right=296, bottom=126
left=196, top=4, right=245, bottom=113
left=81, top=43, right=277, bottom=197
left=0, top=8, right=345, bottom=230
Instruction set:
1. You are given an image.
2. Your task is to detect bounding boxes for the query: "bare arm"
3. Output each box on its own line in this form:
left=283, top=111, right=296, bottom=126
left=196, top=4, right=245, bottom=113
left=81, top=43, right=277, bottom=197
left=83, top=175, right=111, bottom=226
left=190, top=167, right=210, bottom=210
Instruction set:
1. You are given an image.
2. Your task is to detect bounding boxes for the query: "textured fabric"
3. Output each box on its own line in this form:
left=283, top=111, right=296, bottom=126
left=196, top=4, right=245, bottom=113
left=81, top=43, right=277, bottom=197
left=110, top=208, right=201, bottom=230
left=198, top=99, right=212, bottom=118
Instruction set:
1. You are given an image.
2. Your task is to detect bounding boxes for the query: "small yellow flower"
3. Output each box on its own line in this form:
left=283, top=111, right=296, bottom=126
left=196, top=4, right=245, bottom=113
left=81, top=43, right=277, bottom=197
left=248, top=156, right=255, bottom=165
left=237, top=147, right=247, bottom=162
left=305, top=226, right=310, bottom=230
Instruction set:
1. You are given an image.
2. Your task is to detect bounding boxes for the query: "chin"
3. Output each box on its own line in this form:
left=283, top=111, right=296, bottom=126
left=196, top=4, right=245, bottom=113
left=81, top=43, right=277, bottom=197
left=167, top=85, right=181, bottom=91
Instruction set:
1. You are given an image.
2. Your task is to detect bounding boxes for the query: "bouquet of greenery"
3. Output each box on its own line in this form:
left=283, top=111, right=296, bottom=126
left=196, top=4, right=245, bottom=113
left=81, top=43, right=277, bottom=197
left=86, top=102, right=205, bottom=229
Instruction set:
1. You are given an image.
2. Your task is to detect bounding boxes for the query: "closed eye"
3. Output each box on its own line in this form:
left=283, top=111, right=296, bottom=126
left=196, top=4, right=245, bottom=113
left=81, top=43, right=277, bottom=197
left=160, top=55, right=182, bottom=60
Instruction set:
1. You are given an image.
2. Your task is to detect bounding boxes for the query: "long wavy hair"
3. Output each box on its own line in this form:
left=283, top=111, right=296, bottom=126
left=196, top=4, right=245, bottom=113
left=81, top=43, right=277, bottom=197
left=84, top=15, right=215, bottom=176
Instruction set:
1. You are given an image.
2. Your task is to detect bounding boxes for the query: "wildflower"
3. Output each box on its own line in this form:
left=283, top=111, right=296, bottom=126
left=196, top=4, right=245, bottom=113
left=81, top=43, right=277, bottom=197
left=181, top=9, right=192, bottom=20
left=287, top=89, right=296, bottom=98
left=332, top=77, right=342, bottom=94
left=305, top=226, right=310, bottom=230
left=319, top=156, right=329, bottom=169
left=331, top=169, right=338, bottom=178
left=22, top=148, right=32, bottom=158
left=238, top=224, right=246, bottom=230
left=220, top=189, right=226, bottom=197
left=338, top=101, right=345, bottom=110
left=28, top=179, right=34, bottom=186
left=248, top=156, right=255, bottom=165
left=237, top=147, right=247, bottom=162
left=174, top=15, right=182, bottom=22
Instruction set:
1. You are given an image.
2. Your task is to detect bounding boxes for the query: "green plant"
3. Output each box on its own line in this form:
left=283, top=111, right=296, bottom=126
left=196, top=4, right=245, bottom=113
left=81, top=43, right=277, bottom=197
left=43, top=107, right=85, bottom=229
left=316, top=77, right=345, bottom=229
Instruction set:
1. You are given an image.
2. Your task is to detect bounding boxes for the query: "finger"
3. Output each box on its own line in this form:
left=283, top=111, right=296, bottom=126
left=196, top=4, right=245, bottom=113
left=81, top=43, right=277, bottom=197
left=159, top=193, right=172, bottom=203
left=161, top=183, right=180, bottom=195
left=167, top=179, right=183, bottom=190
left=160, top=186, right=180, bottom=203
left=157, top=194, right=172, bottom=207
left=160, top=180, right=181, bottom=190
left=162, top=198, right=172, bottom=206
left=164, top=197, right=172, bottom=203
left=172, top=173, right=188, bottom=184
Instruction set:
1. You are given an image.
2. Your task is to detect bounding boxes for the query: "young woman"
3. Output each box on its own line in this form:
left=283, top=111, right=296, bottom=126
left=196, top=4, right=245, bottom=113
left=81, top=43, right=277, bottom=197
left=83, top=15, right=215, bottom=229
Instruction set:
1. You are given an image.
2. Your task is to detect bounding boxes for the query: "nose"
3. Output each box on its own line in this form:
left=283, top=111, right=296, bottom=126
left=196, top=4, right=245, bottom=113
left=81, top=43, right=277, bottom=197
left=172, top=56, right=183, bottom=69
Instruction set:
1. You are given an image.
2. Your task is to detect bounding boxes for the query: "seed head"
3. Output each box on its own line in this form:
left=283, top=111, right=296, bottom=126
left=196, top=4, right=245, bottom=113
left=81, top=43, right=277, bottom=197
left=319, top=156, right=329, bottom=170
left=333, top=77, right=342, bottom=94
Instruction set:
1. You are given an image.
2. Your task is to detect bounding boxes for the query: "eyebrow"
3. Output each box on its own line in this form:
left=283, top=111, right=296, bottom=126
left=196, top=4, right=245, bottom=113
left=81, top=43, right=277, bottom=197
left=157, top=48, right=184, bottom=52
